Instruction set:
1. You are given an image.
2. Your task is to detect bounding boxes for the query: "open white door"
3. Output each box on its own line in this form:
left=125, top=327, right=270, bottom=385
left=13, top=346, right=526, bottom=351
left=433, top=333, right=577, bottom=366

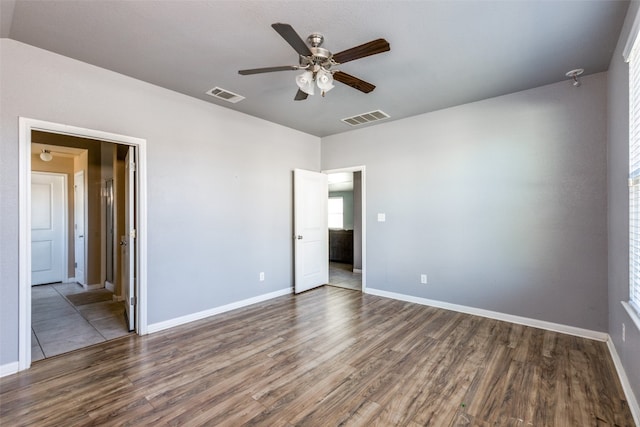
left=122, top=147, right=136, bottom=331
left=294, top=169, right=328, bottom=293
left=74, top=171, right=86, bottom=285
left=31, top=173, right=65, bottom=285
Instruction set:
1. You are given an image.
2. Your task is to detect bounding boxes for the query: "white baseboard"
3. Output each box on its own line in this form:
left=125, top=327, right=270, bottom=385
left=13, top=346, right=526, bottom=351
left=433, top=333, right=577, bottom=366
left=0, top=362, right=19, bottom=378
left=105, top=281, right=115, bottom=292
left=112, top=295, right=125, bottom=302
left=147, top=288, right=292, bottom=334
left=66, top=276, right=76, bottom=283
left=82, top=283, right=103, bottom=291
left=365, top=288, right=609, bottom=342
left=353, top=268, right=362, bottom=274
left=607, top=338, right=640, bottom=426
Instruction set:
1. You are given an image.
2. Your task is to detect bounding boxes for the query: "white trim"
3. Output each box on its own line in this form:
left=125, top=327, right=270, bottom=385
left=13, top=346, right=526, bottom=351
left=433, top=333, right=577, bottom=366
left=18, top=117, right=148, bottom=373
left=0, top=362, right=20, bottom=378
left=105, top=281, right=115, bottom=292
left=365, top=288, right=609, bottom=341
left=606, top=338, right=640, bottom=426
left=622, top=301, right=640, bottom=332
left=137, top=141, right=148, bottom=335
left=18, top=119, right=31, bottom=371
left=147, top=288, right=292, bottom=334
left=624, top=5, right=640, bottom=62
left=82, top=283, right=103, bottom=291
left=67, top=276, right=77, bottom=283
left=322, top=166, right=366, bottom=292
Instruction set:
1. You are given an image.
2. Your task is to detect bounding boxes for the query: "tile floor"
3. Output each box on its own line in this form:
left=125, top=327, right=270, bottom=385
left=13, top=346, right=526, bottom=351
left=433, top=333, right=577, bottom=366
left=31, top=283, right=130, bottom=361
left=328, top=262, right=362, bottom=291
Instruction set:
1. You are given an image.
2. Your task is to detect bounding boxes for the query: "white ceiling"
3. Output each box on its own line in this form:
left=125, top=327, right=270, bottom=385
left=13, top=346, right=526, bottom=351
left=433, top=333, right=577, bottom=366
left=1, top=0, right=629, bottom=137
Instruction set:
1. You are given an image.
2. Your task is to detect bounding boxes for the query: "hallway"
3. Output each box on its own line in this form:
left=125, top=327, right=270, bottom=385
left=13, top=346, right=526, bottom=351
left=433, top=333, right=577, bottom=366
left=328, top=262, right=361, bottom=291
left=31, top=283, right=130, bottom=361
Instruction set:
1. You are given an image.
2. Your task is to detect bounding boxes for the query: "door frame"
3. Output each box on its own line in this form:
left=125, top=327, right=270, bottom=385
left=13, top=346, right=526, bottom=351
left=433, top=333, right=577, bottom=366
left=322, top=165, right=367, bottom=292
left=30, top=171, right=68, bottom=286
left=73, top=170, right=87, bottom=285
left=18, top=117, right=148, bottom=371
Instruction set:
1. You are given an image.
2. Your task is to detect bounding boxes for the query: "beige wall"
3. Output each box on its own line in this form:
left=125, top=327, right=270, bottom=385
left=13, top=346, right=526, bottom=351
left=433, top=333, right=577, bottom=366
left=100, top=142, right=114, bottom=288
left=31, top=153, right=75, bottom=278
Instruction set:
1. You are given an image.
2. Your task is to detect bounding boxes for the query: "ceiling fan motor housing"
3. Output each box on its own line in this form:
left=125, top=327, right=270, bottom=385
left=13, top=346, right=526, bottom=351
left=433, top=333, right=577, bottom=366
left=307, top=33, right=324, bottom=47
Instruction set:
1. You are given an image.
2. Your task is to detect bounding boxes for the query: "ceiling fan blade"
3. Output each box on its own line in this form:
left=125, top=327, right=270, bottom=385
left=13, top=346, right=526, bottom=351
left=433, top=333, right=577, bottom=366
left=272, top=23, right=312, bottom=57
left=294, top=89, right=309, bottom=101
left=333, top=71, right=376, bottom=93
left=332, top=38, right=390, bottom=64
left=238, top=65, right=298, bottom=75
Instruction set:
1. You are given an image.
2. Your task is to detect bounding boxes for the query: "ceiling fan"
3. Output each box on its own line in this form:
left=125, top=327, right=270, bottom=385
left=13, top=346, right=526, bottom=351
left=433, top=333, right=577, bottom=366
left=238, top=23, right=390, bottom=101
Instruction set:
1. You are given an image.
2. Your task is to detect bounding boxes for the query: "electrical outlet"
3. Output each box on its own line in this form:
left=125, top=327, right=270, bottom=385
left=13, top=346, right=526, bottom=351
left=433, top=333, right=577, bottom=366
left=259, top=272, right=265, bottom=282
left=623, top=323, right=626, bottom=342
left=420, top=274, right=427, bottom=284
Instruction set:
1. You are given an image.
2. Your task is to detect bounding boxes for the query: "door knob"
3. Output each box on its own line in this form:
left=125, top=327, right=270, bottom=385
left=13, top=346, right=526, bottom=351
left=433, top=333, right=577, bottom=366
left=297, top=235, right=303, bottom=240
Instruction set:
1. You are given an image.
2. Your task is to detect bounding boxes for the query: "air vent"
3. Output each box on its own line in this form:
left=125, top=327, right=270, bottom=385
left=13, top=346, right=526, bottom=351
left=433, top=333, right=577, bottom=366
left=205, top=87, right=245, bottom=103
left=341, top=110, right=390, bottom=127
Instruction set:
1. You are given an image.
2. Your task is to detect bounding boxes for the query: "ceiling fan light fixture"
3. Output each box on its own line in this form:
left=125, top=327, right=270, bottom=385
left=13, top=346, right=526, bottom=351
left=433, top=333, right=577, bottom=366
left=40, top=149, right=53, bottom=162
left=316, top=68, right=335, bottom=94
left=296, top=71, right=315, bottom=95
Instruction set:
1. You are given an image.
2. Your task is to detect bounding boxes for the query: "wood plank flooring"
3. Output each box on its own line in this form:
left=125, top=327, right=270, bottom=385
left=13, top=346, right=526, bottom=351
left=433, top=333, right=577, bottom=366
left=0, top=286, right=635, bottom=426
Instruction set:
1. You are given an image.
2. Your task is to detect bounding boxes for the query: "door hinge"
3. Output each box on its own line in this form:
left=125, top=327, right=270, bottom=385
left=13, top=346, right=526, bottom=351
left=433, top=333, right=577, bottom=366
left=130, top=296, right=136, bottom=306
left=74, top=262, right=77, bottom=268
left=130, top=229, right=136, bottom=239
left=131, top=162, right=136, bottom=172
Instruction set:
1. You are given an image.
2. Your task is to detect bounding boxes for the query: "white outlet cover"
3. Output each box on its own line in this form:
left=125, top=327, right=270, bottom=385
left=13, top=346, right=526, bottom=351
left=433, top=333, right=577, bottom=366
left=377, top=213, right=386, bottom=222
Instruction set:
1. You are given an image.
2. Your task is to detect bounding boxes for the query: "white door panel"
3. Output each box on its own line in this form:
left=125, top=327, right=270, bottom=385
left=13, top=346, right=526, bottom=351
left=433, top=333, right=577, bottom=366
left=294, top=169, right=328, bottom=293
left=123, top=147, right=136, bottom=331
left=31, top=173, right=65, bottom=285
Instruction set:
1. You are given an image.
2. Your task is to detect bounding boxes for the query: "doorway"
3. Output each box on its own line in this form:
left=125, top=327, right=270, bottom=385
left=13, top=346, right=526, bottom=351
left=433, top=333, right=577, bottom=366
left=30, top=134, right=133, bottom=360
left=18, top=118, right=148, bottom=371
left=326, top=168, right=365, bottom=292
left=292, top=167, right=366, bottom=294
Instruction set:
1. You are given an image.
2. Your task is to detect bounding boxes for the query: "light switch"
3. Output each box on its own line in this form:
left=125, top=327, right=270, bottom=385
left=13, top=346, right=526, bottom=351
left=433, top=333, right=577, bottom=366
left=377, top=213, right=386, bottom=222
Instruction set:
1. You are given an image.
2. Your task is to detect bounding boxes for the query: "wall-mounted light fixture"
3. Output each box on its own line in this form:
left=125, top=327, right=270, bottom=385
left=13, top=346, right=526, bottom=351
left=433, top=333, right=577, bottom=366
left=39, top=149, right=53, bottom=162
left=565, top=68, right=584, bottom=87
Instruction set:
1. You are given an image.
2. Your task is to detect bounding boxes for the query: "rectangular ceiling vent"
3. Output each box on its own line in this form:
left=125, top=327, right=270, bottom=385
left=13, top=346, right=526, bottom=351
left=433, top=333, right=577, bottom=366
left=205, top=87, right=245, bottom=104
left=341, top=110, right=390, bottom=127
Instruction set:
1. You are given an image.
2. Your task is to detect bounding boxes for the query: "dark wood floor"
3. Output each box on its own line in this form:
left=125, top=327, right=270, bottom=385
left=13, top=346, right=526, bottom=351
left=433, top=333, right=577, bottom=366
left=0, top=286, right=634, bottom=426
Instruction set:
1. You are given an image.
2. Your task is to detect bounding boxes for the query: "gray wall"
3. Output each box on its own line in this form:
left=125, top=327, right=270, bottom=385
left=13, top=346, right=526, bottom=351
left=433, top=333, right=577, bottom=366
left=0, top=39, right=320, bottom=366
left=608, top=1, right=640, bottom=403
left=329, top=190, right=354, bottom=230
left=322, top=73, right=608, bottom=332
